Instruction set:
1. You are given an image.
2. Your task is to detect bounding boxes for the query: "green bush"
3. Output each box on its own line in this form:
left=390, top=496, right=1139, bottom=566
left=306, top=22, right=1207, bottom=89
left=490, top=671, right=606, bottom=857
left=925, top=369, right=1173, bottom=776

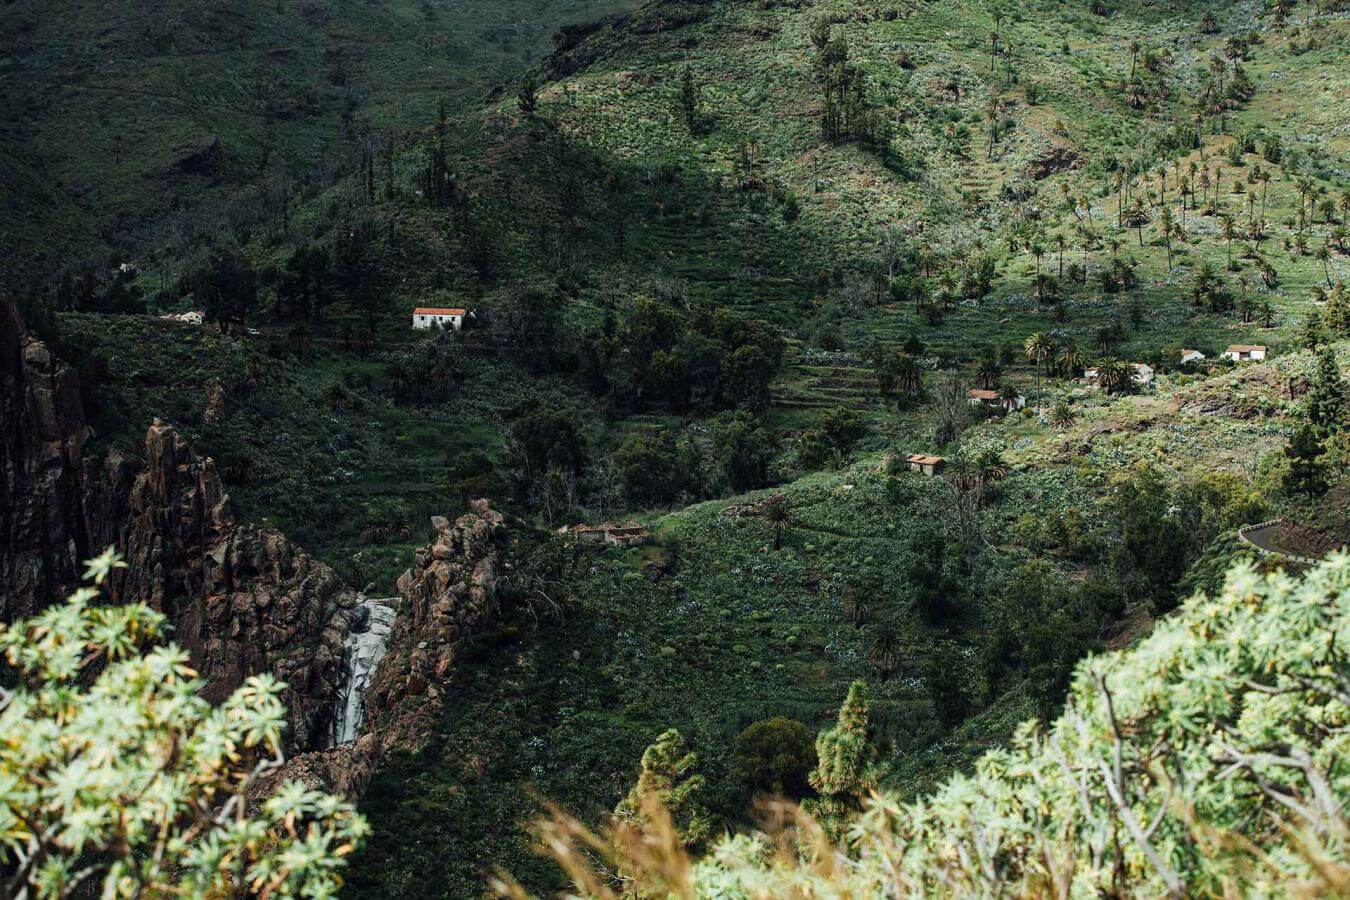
left=730, top=717, right=815, bottom=799
left=0, top=551, right=368, bottom=897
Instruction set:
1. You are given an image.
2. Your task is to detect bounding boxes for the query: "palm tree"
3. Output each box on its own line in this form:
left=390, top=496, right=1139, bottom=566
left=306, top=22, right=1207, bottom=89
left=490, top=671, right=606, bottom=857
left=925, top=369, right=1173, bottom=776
left=997, top=382, right=1021, bottom=412
left=895, top=354, right=922, bottom=396
left=1093, top=325, right=1118, bottom=355
left=1316, top=244, right=1332, bottom=287
left=1095, top=357, right=1132, bottom=395
left=1124, top=198, right=1150, bottom=246
left=1220, top=214, right=1238, bottom=269
left=762, top=493, right=792, bottom=551
left=865, top=619, right=903, bottom=680
left=1024, top=332, right=1052, bottom=412
left=1318, top=198, right=1336, bottom=226
left=1158, top=206, right=1175, bottom=270
left=1056, top=341, right=1082, bottom=377
left=1050, top=399, right=1076, bottom=428
left=976, top=353, right=1002, bottom=388
left=1128, top=40, right=1141, bottom=82
left=1055, top=233, right=1067, bottom=277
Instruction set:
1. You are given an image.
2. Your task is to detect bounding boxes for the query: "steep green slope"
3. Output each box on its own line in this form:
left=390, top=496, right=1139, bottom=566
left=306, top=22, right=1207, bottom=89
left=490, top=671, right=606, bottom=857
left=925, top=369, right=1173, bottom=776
left=14, top=0, right=1347, bottom=893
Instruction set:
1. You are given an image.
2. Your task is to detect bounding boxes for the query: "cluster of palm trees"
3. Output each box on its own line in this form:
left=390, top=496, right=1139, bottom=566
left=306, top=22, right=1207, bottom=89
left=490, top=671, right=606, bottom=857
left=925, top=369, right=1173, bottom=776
left=1019, top=329, right=1141, bottom=410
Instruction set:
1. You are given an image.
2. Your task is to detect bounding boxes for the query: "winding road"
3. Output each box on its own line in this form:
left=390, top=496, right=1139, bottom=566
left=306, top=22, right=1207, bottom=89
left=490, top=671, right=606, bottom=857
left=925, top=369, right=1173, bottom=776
left=1238, top=519, right=1319, bottom=565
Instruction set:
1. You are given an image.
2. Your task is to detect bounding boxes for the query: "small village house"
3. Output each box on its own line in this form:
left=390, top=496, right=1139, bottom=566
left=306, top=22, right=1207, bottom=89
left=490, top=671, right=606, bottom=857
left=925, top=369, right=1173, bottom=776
left=1082, top=363, right=1154, bottom=386
left=905, top=454, right=945, bottom=476
left=1180, top=348, right=1206, bottom=365
left=1223, top=344, right=1267, bottom=362
left=567, top=521, right=650, bottom=546
left=412, top=307, right=466, bottom=330
left=159, top=310, right=205, bottom=326
left=967, top=388, right=1024, bottom=411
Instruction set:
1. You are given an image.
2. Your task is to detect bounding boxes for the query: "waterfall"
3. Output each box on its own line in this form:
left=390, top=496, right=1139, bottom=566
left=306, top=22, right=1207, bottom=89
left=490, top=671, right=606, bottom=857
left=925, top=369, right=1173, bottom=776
left=332, top=597, right=398, bottom=746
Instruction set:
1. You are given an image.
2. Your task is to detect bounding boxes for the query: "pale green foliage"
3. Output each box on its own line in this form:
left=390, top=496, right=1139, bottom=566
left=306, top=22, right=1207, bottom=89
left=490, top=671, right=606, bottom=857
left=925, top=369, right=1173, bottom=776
left=802, top=680, right=883, bottom=842
left=615, top=729, right=713, bottom=850
left=0, top=550, right=369, bottom=898
left=690, top=555, right=1350, bottom=896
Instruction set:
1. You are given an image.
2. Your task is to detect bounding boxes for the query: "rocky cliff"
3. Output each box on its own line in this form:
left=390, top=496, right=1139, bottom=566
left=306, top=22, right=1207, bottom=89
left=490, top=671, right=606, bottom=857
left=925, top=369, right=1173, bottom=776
left=1, top=296, right=100, bottom=616
left=277, top=500, right=507, bottom=796
left=1, top=296, right=358, bottom=750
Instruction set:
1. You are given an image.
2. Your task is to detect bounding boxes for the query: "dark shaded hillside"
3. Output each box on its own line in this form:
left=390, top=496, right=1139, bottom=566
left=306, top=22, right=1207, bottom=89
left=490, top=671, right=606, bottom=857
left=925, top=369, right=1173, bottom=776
left=0, top=0, right=644, bottom=288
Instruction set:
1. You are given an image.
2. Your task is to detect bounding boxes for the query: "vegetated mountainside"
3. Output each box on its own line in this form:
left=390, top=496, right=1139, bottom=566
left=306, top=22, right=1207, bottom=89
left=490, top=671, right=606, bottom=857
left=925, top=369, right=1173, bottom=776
left=0, top=0, right=644, bottom=288
left=7, top=0, right=1348, bottom=894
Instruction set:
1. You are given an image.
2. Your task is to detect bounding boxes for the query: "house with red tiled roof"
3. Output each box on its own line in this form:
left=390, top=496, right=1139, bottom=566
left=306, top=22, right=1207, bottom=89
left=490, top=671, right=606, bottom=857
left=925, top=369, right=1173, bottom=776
left=905, top=454, right=945, bottom=476
left=967, top=387, right=1024, bottom=411
left=412, top=307, right=467, bottom=330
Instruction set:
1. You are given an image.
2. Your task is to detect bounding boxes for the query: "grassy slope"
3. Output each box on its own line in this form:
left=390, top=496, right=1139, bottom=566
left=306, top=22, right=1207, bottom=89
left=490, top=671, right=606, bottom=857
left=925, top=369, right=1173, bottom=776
left=347, top=459, right=1061, bottom=896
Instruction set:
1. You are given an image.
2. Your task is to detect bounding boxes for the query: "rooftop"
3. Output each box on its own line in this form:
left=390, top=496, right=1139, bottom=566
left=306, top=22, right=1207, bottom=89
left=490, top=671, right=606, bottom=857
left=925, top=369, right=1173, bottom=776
left=1226, top=344, right=1267, bottom=352
left=967, top=388, right=1001, bottom=400
left=906, top=454, right=945, bottom=465
left=414, top=307, right=467, bottom=316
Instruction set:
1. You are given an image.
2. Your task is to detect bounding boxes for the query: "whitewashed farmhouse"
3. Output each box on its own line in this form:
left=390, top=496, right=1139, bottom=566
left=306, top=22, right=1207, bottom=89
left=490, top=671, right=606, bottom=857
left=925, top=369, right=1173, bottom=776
left=967, top=388, right=1024, bottom=410
left=412, top=307, right=466, bottom=330
left=1223, top=344, right=1266, bottom=362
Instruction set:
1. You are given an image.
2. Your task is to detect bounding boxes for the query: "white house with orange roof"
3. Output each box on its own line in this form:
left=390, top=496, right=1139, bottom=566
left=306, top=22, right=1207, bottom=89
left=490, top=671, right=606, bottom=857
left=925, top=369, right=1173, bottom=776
left=412, top=306, right=466, bottom=330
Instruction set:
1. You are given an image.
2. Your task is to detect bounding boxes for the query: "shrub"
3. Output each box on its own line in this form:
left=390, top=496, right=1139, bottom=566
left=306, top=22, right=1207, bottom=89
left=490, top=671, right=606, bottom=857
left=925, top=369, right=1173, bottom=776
left=0, top=550, right=368, bottom=897
left=730, top=717, right=815, bottom=799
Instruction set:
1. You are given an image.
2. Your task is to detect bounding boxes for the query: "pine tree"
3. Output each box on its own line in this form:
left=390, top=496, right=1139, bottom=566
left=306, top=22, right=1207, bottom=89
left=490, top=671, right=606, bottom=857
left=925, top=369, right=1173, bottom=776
left=805, top=680, right=882, bottom=840
left=1306, top=347, right=1346, bottom=435
left=679, top=64, right=699, bottom=134
left=1283, top=424, right=1327, bottom=497
left=615, top=729, right=713, bottom=849
left=1324, top=282, right=1350, bottom=335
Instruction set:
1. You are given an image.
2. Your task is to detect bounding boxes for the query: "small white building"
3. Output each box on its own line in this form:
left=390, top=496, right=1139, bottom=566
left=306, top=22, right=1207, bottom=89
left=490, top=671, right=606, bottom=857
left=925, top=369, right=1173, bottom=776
left=1180, top=348, right=1206, bottom=365
left=159, top=310, right=205, bottom=326
left=966, top=388, right=1024, bottom=410
left=412, top=306, right=466, bottom=330
left=1223, top=344, right=1267, bottom=362
left=1082, top=363, right=1154, bottom=386
left=905, top=454, right=945, bottom=476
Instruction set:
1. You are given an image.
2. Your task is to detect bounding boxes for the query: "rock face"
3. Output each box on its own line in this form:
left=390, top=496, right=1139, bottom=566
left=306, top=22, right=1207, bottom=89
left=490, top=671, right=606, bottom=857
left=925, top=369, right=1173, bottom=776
left=0, top=295, right=358, bottom=751
left=276, top=501, right=506, bottom=796
left=106, top=422, right=362, bottom=749
left=0, top=296, right=98, bottom=616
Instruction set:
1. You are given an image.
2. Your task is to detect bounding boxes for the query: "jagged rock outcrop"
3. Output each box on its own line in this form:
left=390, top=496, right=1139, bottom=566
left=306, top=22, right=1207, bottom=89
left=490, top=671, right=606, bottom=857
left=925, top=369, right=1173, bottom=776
left=1, top=297, right=98, bottom=616
left=274, top=500, right=506, bottom=796
left=105, top=422, right=362, bottom=748
left=1, top=295, right=358, bottom=751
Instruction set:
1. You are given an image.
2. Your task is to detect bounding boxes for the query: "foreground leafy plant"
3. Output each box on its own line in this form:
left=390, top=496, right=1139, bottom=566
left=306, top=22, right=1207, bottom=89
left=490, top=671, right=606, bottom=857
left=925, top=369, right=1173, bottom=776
left=516, top=554, right=1350, bottom=897
left=0, top=550, right=369, bottom=898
